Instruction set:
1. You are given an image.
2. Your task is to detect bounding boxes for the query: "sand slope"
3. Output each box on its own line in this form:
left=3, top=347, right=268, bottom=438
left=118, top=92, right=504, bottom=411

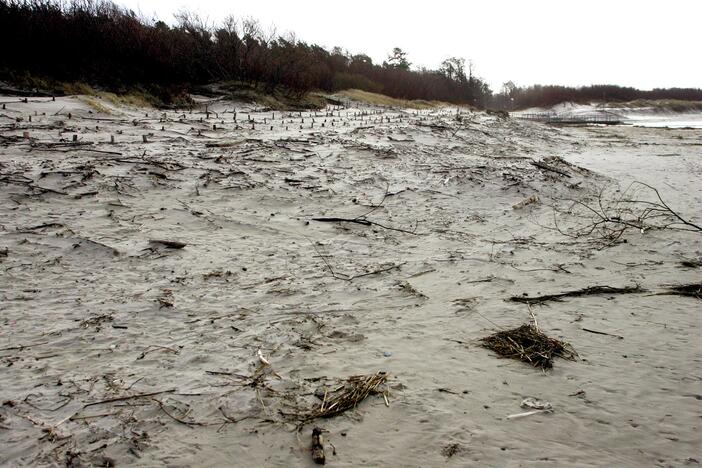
left=1, top=95, right=700, bottom=467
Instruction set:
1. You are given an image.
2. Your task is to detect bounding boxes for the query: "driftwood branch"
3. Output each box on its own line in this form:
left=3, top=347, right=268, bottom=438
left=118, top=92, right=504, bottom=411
left=510, top=285, right=645, bottom=304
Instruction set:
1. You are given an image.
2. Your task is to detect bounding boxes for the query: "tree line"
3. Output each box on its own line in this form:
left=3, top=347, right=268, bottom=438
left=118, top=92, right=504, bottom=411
left=1, top=0, right=699, bottom=109
left=0, top=0, right=490, bottom=105
left=491, top=82, right=702, bottom=110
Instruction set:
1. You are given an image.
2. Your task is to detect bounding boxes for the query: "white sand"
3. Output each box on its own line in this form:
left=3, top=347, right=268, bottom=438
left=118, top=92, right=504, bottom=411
left=1, top=95, right=700, bottom=467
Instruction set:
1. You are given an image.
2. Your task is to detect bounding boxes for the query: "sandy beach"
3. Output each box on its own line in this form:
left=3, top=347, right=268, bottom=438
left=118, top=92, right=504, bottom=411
left=1, top=94, right=700, bottom=467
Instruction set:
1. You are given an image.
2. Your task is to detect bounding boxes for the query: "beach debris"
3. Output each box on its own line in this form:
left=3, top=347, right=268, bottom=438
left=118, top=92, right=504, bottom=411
left=582, top=327, right=624, bottom=339
left=441, top=443, right=464, bottom=458
left=520, top=397, right=552, bottom=410
left=480, top=324, right=576, bottom=369
left=531, top=160, right=571, bottom=178
left=300, top=371, right=388, bottom=421
left=149, top=239, right=187, bottom=249
left=679, top=259, right=702, bottom=269
left=312, top=216, right=417, bottom=235
left=659, top=282, right=702, bottom=299
left=157, top=289, right=174, bottom=308
left=551, top=181, right=702, bottom=244
left=311, top=427, right=326, bottom=465
left=512, top=194, right=539, bottom=210
left=506, top=409, right=549, bottom=420
left=257, top=349, right=271, bottom=366
left=506, top=398, right=553, bottom=420
left=509, top=284, right=645, bottom=304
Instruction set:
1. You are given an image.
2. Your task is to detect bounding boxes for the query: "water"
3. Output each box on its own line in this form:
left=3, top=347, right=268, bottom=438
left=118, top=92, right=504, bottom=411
left=622, top=113, right=702, bottom=129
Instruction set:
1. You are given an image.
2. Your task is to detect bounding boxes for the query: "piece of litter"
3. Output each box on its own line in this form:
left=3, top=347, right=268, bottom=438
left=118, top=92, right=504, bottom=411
left=506, top=409, right=547, bottom=420
left=521, top=397, right=552, bottom=410
left=257, top=349, right=270, bottom=366
left=383, top=351, right=392, bottom=357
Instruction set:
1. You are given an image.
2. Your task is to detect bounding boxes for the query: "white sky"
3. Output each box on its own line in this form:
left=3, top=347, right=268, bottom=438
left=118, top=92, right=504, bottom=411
left=118, top=0, right=701, bottom=92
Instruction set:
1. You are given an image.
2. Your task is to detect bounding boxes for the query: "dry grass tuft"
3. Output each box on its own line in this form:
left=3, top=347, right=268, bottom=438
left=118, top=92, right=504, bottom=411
left=99, top=91, right=154, bottom=108
left=336, top=89, right=449, bottom=110
left=77, top=95, right=112, bottom=114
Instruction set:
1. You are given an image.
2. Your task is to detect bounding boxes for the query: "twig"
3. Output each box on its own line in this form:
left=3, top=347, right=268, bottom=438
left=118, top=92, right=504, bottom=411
left=582, top=328, right=624, bottom=339
left=510, top=285, right=645, bottom=304
left=84, top=389, right=175, bottom=407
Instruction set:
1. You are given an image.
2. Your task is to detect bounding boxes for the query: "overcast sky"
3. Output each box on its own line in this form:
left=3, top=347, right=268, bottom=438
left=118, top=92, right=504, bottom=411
left=118, top=0, right=701, bottom=92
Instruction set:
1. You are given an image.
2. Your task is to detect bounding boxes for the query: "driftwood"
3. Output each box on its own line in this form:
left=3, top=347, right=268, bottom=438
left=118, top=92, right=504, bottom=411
left=312, top=184, right=417, bottom=235
left=531, top=160, right=571, bottom=178
left=510, top=285, right=645, bottom=304
left=149, top=239, right=187, bottom=249
left=548, top=182, right=701, bottom=245
left=311, top=427, right=326, bottom=465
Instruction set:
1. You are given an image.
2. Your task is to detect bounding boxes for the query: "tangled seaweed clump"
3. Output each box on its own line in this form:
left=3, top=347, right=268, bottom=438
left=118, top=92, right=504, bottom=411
left=480, top=324, right=577, bottom=370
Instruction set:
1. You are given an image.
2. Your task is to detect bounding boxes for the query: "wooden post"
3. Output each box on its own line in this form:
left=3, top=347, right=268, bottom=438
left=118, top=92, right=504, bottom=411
left=72, top=135, right=78, bottom=142
left=110, top=135, right=115, bottom=144
left=142, top=135, right=148, bottom=143
left=23, top=131, right=30, bottom=140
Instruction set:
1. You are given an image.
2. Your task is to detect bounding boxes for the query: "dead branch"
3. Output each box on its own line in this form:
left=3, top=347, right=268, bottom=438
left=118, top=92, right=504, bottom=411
left=531, top=160, right=571, bottom=178
left=547, top=181, right=701, bottom=245
left=84, top=389, right=176, bottom=407
left=312, top=217, right=417, bottom=235
left=510, top=285, right=645, bottom=304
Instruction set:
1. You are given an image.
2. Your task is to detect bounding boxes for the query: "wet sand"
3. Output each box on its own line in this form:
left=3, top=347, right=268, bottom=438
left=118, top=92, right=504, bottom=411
left=1, top=95, right=700, bottom=467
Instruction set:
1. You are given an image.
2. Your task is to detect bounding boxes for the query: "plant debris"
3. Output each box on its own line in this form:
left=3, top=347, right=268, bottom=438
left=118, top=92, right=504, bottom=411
left=441, top=443, right=464, bottom=458
left=300, top=371, right=388, bottom=421
left=660, top=282, right=702, bottom=299
left=480, top=324, right=577, bottom=369
left=149, top=239, right=187, bottom=249
left=509, top=284, right=645, bottom=304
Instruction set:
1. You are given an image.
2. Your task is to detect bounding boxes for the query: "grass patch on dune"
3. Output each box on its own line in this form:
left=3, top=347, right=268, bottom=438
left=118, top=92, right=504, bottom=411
left=78, top=90, right=159, bottom=114
left=335, top=89, right=449, bottom=109
left=216, top=81, right=328, bottom=110
left=77, top=95, right=113, bottom=114
left=99, top=91, right=154, bottom=108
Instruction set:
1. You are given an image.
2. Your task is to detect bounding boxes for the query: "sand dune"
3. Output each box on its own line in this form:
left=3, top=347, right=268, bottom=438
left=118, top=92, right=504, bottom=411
left=1, top=94, right=700, bottom=467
